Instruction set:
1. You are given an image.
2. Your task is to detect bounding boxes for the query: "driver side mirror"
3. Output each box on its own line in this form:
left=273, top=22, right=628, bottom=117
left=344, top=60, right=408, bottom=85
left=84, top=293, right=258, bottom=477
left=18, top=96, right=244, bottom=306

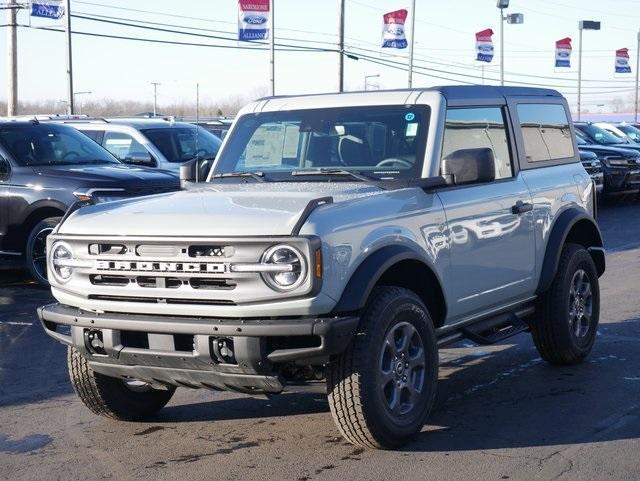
left=180, top=157, right=214, bottom=188
left=0, top=157, right=10, bottom=180
left=442, top=148, right=495, bottom=185
left=123, top=151, right=156, bottom=167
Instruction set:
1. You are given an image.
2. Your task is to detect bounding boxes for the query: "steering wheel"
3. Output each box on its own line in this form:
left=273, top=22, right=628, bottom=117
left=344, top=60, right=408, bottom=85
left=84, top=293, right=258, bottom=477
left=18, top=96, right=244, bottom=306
left=376, top=158, right=413, bottom=169
left=62, top=151, right=80, bottom=160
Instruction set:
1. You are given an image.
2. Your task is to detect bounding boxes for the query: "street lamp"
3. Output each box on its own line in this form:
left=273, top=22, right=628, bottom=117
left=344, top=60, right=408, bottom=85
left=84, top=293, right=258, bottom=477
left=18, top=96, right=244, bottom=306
left=150, top=82, right=161, bottom=117
left=635, top=30, right=640, bottom=122
left=73, top=91, right=92, bottom=115
left=577, top=20, right=601, bottom=121
left=364, top=74, right=380, bottom=91
left=497, top=0, right=524, bottom=86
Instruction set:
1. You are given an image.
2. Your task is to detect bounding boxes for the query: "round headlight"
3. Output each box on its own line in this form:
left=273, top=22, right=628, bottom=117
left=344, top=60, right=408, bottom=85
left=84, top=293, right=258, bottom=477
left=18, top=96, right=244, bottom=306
left=51, top=242, right=74, bottom=282
left=261, top=244, right=307, bottom=291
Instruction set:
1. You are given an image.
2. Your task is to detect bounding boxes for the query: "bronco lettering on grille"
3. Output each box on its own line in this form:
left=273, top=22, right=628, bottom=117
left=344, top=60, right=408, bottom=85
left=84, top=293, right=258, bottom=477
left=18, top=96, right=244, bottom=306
left=95, top=260, right=226, bottom=273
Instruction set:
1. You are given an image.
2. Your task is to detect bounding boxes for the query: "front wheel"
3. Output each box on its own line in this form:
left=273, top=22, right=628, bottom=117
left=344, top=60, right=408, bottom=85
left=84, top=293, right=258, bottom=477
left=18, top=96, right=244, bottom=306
left=68, top=347, right=176, bottom=420
left=26, top=216, right=61, bottom=286
left=327, top=286, right=438, bottom=449
left=531, top=243, right=600, bottom=365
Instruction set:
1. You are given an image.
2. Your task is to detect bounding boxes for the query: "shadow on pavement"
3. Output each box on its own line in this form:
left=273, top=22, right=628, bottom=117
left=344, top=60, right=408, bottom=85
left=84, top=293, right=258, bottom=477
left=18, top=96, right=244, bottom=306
left=598, top=201, right=640, bottom=253
left=142, top=318, right=640, bottom=452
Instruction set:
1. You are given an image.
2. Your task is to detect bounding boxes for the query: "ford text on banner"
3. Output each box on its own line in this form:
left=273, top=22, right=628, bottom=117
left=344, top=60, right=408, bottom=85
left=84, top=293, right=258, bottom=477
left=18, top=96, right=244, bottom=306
left=30, top=0, right=65, bottom=19
left=238, top=0, right=270, bottom=41
left=381, top=9, right=408, bottom=49
left=555, top=37, right=572, bottom=68
left=475, top=29, right=494, bottom=63
left=615, top=48, right=631, bottom=73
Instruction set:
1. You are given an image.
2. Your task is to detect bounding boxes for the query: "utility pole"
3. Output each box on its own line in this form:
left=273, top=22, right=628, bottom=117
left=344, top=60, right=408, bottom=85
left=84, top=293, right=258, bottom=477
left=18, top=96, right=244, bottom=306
left=64, top=0, right=74, bottom=114
left=407, top=0, right=416, bottom=88
left=338, top=0, right=345, bottom=92
left=151, top=82, right=160, bottom=116
left=577, top=21, right=601, bottom=122
left=7, top=0, right=18, bottom=116
left=577, top=26, right=583, bottom=121
left=196, top=83, right=199, bottom=124
left=499, top=7, right=505, bottom=85
left=269, top=0, right=275, bottom=96
left=635, top=30, right=640, bottom=123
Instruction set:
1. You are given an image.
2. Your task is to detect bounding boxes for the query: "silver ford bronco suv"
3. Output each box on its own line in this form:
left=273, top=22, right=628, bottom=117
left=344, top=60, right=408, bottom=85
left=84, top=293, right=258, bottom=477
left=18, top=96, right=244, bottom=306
left=38, top=86, right=605, bottom=449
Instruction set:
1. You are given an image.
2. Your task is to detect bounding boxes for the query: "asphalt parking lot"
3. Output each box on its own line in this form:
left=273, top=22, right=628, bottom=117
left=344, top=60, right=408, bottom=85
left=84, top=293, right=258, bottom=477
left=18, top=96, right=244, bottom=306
left=1, top=202, right=639, bottom=481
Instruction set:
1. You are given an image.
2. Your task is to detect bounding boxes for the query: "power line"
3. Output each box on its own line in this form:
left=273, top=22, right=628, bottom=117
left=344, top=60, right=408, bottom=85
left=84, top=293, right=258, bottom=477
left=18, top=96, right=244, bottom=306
left=73, top=0, right=339, bottom=40
left=69, top=10, right=636, bottom=88
left=19, top=24, right=337, bottom=53
left=347, top=49, right=635, bottom=92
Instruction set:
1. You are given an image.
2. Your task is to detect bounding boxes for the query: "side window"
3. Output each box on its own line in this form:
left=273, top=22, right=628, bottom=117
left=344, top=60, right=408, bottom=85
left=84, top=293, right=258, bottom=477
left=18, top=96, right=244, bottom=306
left=103, top=131, right=147, bottom=161
left=441, top=107, right=513, bottom=180
left=517, top=104, right=575, bottom=162
left=79, top=129, right=104, bottom=144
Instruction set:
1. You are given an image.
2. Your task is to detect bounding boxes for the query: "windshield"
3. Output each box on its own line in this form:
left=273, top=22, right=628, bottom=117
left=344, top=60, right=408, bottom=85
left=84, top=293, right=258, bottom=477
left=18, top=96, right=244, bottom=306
left=212, top=105, right=429, bottom=181
left=618, top=124, right=640, bottom=142
left=142, top=126, right=221, bottom=163
left=0, top=123, right=119, bottom=166
left=577, top=124, right=624, bottom=145
left=575, top=133, right=588, bottom=145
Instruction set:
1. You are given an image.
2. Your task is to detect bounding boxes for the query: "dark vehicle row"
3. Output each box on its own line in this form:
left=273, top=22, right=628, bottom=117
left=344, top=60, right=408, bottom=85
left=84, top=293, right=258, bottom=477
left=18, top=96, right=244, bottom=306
left=0, top=117, right=222, bottom=284
left=575, top=121, right=640, bottom=197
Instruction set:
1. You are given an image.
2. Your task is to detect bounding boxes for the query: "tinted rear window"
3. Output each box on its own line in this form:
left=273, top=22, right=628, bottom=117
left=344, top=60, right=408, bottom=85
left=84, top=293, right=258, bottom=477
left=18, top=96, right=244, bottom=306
left=517, top=104, right=575, bottom=162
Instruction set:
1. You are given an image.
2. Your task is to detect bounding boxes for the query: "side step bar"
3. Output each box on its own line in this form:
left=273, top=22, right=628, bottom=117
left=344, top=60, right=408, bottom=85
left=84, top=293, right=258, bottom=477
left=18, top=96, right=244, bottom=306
left=437, top=305, right=535, bottom=347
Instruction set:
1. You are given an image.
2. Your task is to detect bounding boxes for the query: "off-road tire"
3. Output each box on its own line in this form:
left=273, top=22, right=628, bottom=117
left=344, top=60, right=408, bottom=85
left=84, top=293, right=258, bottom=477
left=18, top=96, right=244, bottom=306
left=26, top=216, right=61, bottom=286
left=327, top=286, right=438, bottom=449
left=531, top=243, right=600, bottom=365
left=67, top=347, right=176, bottom=420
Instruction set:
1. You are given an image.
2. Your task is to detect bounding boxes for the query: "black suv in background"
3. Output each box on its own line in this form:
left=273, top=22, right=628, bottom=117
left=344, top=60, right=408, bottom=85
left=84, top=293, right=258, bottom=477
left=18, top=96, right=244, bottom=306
left=0, top=120, right=179, bottom=284
left=579, top=149, right=604, bottom=194
left=575, top=131, right=640, bottom=196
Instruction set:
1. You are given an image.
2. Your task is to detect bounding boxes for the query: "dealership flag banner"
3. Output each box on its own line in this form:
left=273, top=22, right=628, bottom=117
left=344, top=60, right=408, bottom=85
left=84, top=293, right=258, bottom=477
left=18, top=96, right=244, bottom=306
left=381, top=9, right=408, bottom=49
left=238, top=0, right=270, bottom=41
left=475, top=29, right=494, bottom=63
left=30, top=0, right=65, bottom=19
left=615, top=48, right=631, bottom=73
left=555, top=37, right=572, bottom=68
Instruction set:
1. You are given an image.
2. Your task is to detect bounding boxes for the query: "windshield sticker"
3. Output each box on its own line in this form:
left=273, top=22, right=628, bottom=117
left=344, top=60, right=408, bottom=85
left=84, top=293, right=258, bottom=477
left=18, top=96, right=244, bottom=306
left=405, top=112, right=415, bottom=121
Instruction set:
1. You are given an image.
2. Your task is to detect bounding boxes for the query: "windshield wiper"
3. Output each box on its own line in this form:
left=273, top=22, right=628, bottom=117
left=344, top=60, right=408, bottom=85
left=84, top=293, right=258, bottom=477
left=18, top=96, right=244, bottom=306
left=211, top=171, right=266, bottom=182
left=291, top=168, right=379, bottom=184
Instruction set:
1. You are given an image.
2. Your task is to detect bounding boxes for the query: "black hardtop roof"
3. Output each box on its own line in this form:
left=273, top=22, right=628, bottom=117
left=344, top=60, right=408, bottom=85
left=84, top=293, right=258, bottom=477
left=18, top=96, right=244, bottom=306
left=434, top=85, right=561, bottom=101
left=258, top=85, right=562, bottom=104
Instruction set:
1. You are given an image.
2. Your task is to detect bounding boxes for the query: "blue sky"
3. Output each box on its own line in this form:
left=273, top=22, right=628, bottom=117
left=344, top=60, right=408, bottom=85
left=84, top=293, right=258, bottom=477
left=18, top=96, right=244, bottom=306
left=3, top=0, right=640, bottom=112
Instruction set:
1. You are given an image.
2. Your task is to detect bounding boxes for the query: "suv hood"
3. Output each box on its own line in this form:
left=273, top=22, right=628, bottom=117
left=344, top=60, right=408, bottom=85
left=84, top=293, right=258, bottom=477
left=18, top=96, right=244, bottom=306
left=58, top=182, right=382, bottom=236
left=32, top=164, right=178, bottom=184
left=578, top=144, right=640, bottom=160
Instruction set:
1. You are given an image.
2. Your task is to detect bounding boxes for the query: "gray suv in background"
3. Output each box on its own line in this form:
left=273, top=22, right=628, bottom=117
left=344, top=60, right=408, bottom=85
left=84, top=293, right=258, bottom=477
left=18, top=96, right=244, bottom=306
left=50, top=117, right=222, bottom=173
left=38, top=86, right=604, bottom=449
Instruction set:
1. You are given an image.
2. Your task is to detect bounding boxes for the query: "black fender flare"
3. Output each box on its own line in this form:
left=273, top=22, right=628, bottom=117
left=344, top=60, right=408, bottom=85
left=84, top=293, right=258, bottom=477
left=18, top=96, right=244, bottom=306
left=332, top=244, right=434, bottom=314
left=22, top=199, right=69, bottom=221
left=536, top=207, right=605, bottom=294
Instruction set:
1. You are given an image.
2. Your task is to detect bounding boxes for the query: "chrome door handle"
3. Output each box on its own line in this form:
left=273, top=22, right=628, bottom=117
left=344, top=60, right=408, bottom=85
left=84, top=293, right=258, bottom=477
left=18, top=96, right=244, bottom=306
left=512, top=200, right=533, bottom=215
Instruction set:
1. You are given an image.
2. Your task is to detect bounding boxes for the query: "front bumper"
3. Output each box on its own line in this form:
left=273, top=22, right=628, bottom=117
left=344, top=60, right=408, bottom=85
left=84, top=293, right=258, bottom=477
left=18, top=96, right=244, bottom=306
left=590, top=172, right=604, bottom=193
left=38, top=303, right=358, bottom=394
left=604, top=168, right=640, bottom=194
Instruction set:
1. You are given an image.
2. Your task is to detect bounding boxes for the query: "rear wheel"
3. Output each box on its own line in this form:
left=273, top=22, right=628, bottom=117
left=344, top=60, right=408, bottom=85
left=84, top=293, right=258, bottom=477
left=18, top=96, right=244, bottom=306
left=327, top=286, right=438, bottom=449
left=531, top=243, right=600, bottom=365
left=26, top=217, right=61, bottom=286
left=68, top=347, right=176, bottom=420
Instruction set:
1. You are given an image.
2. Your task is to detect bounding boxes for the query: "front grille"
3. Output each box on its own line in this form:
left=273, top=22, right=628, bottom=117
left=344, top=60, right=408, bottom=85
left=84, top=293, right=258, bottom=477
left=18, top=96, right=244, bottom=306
left=52, top=234, right=315, bottom=309
left=125, top=183, right=177, bottom=197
